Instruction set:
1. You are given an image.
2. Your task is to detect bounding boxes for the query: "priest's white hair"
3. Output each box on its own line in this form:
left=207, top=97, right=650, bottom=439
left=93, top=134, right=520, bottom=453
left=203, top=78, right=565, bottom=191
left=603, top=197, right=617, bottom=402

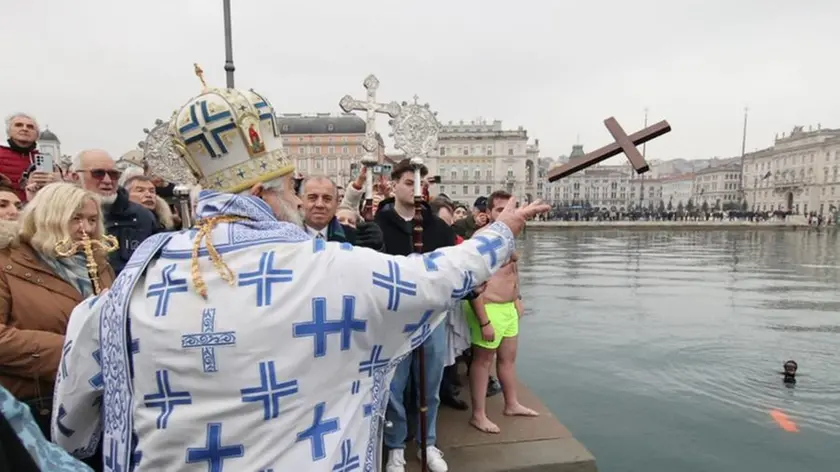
left=238, top=177, right=302, bottom=227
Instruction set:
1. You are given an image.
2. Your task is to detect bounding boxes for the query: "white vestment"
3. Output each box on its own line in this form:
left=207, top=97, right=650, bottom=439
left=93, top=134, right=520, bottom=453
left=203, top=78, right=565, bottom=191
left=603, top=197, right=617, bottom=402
left=53, top=190, right=516, bottom=472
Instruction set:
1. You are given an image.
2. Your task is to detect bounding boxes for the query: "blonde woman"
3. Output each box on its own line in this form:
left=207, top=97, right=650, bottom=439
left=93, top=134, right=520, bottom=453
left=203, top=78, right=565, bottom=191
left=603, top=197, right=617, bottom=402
left=0, top=183, right=115, bottom=439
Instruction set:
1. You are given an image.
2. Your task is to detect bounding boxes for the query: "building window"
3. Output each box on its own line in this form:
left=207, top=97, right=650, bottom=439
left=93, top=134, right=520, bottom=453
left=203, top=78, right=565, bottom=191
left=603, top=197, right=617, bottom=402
left=462, top=168, right=469, bottom=179
left=328, top=160, right=336, bottom=170
left=508, top=148, right=514, bottom=156
left=440, top=167, right=446, bottom=177
left=474, top=185, right=480, bottom=194
left=450, top=171, right=457, bottom=181
left=342, top=146, right=348, bottom=154
left=315, top=159, right=322, bottom=170
left=298, top=160, right=307, bottom=170
left=440, top=146, right=446, bottom=156
left=507, top=166, right=513, bottom=178
left=440, top=185, right=445, bottom=194
left=486, top=169, right=493, bottom=180
left=474, top=169, right=481, bottom=180
left=328, top=146, right=335, bottom=154
left=463, top=147, right=469, bottom=156
left=486, top=185, right=492, bottom=195
left=462, top=185, right=468, bottom=194
left=487, top=146, right=493, bottom=156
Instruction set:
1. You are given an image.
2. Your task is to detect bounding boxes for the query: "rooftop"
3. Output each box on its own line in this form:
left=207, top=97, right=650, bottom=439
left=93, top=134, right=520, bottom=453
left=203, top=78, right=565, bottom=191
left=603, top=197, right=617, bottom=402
left=38, top=128, right=59, bottom=142
left=276, top=113, right=366, bottom=135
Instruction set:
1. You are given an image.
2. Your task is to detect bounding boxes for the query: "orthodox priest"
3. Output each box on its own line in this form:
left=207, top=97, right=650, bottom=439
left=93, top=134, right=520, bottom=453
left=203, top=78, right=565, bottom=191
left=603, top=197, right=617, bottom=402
left=52, top=80, right=548, bottom=471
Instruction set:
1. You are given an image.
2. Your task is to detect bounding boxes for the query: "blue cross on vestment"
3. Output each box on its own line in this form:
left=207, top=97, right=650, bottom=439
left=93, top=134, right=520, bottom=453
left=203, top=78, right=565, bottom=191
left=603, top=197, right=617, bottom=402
left=238, top=251, right=293, bottom=307
left=89, top=349, right=103, bottom=389
left=451, top=270, right=476, bottom=299
left=186, top=423, right=245, bottom=472
left=105, top=439, right=122, bottom=472
left=363, top=401, right=374, bottom=418
left=181, top=308, right=237, bottom=373
left=358, top=345, right=390, bottom=377
left=240, top=360, right=299, bottom=421
left=143, top=370, right=192, bottom=429
left=293, top=296, right=367, bottom=358
left=56, top=404, right=74, bottom=437
left=296, top=402, right=340, bottom=462
left=178, top=100, right=237, bottom=159
left=474, top=234, right=505, bottom=269
left=422, top=251, right=444, bottom=272
left=60, top=340, right=72, bottom=379
left=332, top=439, right=360, bottom=472
left=87, top=294, right=101, bottom=308
left=403, top=310, right=434, bottom=349
left=372, top=260, right=417, bottom=311
left=350, top=380, right=361, bottom=395
left=146, top=264, right=188, bottom=317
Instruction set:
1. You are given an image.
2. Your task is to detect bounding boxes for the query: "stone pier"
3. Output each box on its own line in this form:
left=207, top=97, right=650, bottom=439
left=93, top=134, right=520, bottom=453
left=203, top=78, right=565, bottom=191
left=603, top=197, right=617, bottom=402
left=400, top=374, right=597, bottom=472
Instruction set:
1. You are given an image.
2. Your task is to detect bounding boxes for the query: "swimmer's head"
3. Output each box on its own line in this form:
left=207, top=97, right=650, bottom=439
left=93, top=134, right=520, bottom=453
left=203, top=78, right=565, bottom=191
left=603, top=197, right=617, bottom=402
left=783, top=360, right=798, bottom=376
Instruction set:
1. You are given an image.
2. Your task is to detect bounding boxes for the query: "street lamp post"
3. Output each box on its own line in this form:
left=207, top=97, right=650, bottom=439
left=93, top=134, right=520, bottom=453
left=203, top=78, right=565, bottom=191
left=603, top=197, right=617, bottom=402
left=639, top=107, right=648, bottom=211
left=223, top=0, right=235, bottom=88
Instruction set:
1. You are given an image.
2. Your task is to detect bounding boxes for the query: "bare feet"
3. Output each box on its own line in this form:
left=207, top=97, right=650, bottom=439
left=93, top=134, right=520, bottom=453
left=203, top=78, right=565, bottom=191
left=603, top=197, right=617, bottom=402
left=469, top=415, right=501, bottom=434
left=503, top=404, right=539, bottom=417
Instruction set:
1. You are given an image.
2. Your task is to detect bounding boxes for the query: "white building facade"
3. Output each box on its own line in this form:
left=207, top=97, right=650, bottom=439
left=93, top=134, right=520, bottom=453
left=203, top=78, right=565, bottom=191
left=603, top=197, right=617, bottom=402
left=660, top=174, right=695, bottom=208
left=428, top=120, right=539, bottom=205
left=692, top=163, right=741, bottom=209
left=743, top=126, right=840, bottom=215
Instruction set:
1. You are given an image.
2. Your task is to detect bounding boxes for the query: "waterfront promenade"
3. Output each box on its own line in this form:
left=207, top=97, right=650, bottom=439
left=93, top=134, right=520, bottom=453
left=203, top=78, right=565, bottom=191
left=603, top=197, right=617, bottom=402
left=401, top=371, right=597, bottom=471
left=527, top=218, right=827, bottom=230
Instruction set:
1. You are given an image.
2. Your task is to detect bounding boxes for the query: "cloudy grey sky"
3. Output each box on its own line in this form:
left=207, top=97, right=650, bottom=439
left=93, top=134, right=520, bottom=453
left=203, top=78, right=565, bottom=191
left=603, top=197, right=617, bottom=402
left=3, top=0, right=839, bottom=164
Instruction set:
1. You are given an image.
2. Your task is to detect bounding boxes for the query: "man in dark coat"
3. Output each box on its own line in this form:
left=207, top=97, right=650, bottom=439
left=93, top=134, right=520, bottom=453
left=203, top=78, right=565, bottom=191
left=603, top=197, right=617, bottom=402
left=70, top=149, right=158, bottom=275
left=453, top=196, right=490, bottom=239
left=300, top=175, right=383, bottom=250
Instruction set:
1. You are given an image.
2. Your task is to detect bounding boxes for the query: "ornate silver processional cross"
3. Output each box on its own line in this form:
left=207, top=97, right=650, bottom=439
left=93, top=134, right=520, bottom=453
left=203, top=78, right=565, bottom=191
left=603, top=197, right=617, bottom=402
left=339, top=75, right=400, bottom=167
left=390, top=95, right=442, bottom=194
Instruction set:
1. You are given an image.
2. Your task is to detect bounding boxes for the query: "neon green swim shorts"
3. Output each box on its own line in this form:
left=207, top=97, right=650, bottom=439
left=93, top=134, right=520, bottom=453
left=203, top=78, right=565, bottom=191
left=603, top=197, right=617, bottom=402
left=464, top=300, right=519, bottom=350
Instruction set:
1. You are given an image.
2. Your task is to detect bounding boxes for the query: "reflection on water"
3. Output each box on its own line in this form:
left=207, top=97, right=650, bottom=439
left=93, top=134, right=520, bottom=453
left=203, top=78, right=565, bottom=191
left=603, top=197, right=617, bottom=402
left=518, top=229, right=840, bottom=472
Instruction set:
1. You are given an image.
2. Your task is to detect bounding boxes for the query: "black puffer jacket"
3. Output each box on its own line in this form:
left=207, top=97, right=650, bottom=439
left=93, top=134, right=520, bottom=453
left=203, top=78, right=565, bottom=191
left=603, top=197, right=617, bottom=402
left=373, top=198, right=455, bottom=256
left=104, top=187, right=159, bottom=275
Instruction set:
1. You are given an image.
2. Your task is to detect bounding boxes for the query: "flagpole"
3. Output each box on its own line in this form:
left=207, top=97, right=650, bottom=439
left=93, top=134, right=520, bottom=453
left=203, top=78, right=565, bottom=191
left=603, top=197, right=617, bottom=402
left=739, top=107, right=748, bottom=208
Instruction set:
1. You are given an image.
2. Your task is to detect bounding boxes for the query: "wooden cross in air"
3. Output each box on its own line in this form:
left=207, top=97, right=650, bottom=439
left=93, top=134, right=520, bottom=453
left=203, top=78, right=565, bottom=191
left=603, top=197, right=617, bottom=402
left=339, top=75, right=401, bottom=161
left=546, top=117, right=671, bottom=182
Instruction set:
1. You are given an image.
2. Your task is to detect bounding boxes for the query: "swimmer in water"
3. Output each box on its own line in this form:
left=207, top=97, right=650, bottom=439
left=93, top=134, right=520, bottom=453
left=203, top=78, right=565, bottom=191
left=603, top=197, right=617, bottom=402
left=781, top=360, right=797, bottom=384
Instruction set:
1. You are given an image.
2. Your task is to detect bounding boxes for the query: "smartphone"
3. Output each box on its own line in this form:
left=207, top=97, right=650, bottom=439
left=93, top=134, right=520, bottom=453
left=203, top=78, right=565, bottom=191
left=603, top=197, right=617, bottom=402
left=35, top=152, right=54, bottom=172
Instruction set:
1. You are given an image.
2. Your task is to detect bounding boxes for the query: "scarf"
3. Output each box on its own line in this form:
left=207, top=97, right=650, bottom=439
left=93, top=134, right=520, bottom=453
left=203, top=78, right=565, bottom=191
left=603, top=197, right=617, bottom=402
left=36, top=251, right=94, bottom=299
left=5, top=139, right=36, bottom=155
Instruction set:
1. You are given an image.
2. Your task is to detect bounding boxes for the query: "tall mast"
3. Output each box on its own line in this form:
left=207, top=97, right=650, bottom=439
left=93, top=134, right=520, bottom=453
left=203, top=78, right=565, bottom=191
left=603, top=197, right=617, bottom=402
left=739, top=106, right=748, bottom=205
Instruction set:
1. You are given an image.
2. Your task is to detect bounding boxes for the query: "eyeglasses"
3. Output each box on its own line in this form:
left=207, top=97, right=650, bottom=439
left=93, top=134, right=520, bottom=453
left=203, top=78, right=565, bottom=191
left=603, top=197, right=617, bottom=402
left=79, top=169, right=122, bottom=181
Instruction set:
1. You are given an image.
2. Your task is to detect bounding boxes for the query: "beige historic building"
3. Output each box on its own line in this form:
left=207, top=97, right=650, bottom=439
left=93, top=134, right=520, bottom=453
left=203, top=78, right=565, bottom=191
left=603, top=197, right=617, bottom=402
left=660, top=173, right=695, bottom=208
left=425, top=119, right=539, bottom=204
left=276, top=113, right=384, bottom=187
left=691, top=163, right=741, bottom=209
left=743, top=126, right=840, bottom=215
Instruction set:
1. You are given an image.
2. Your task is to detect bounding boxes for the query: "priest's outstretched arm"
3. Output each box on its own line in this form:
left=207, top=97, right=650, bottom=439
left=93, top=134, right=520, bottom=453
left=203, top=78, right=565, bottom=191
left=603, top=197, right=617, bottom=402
left=316, top=220, right=516, bottom=358
left=51, top=293, right=107, bottom=459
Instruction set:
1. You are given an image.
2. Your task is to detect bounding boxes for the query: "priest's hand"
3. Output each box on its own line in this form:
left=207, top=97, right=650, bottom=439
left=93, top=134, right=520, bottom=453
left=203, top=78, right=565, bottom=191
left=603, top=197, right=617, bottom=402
left=355, top=221, right=385, bottom=251
left=497, top=198, right=550, bottom=236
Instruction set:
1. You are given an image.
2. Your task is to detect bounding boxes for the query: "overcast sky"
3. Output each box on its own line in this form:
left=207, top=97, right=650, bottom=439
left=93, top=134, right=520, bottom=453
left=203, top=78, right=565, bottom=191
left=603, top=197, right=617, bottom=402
left=3, top=0, right=839, bottom=164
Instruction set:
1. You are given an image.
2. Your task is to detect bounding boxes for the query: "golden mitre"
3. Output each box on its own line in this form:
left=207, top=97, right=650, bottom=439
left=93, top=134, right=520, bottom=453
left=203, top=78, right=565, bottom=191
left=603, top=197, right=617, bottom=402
left=167, top=64, right=294, bottom=193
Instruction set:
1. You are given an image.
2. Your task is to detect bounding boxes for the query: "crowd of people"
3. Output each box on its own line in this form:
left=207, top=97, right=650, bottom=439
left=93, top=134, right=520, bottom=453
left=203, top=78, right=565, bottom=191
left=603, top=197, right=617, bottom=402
left=0, top=108, right=547, bottom=472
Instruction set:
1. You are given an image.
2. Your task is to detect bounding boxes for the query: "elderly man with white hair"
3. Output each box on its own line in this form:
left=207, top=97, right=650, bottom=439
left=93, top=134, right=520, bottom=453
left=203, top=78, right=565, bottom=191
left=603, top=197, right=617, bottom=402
left=0, top=112, right=59, bottom=202
left=69, top=148, right=159, bottom=275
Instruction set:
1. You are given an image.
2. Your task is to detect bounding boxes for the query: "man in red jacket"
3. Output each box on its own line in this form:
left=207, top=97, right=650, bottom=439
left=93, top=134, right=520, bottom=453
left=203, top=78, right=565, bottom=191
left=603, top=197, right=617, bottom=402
left=0, top=113, right=57, bottom=201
